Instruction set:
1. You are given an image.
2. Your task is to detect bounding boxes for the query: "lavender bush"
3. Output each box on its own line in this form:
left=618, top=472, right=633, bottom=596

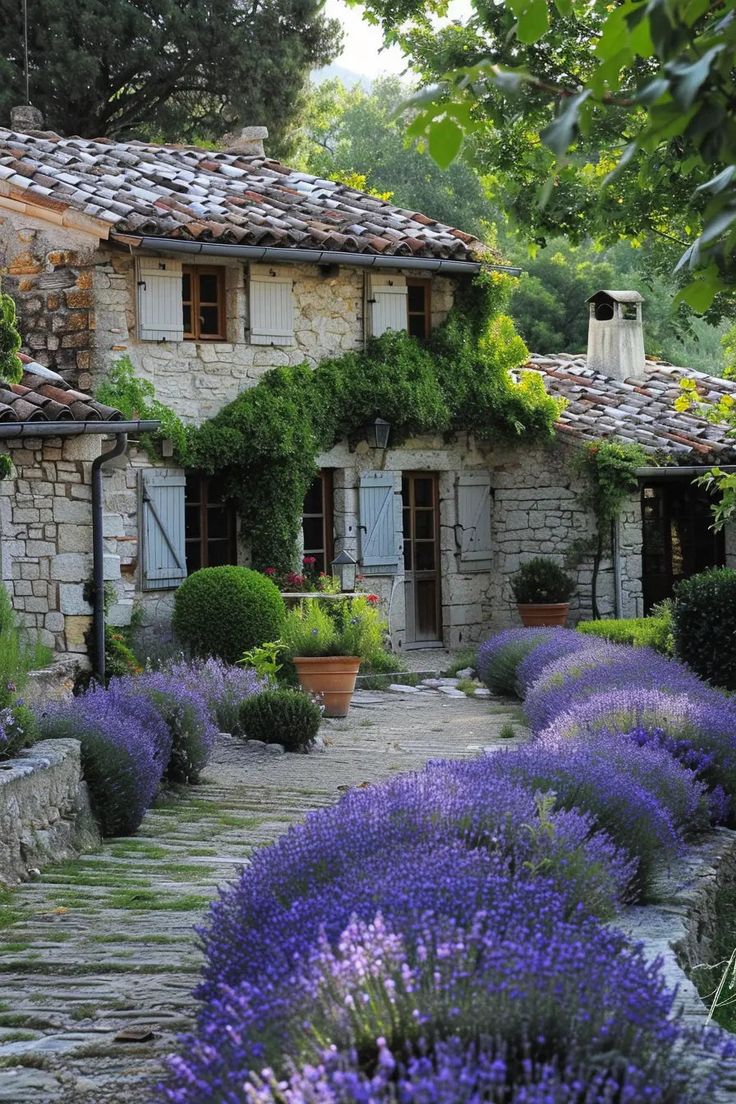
left=523, top=645, right=705, bottom=732
left=160, top=655, right=265, bottom=735
left=38, top=681, right=168, bottom=835
left=476, top=627, right=561, bottom=696
left=539, top=687, right=736, bottom=810
left=515, top=628, right=595, bottom=695
left=114, top=672, right=217, bottom=783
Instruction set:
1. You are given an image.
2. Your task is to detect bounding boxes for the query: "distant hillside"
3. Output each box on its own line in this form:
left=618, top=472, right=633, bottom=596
left=312, top=63, right=372, bottom=89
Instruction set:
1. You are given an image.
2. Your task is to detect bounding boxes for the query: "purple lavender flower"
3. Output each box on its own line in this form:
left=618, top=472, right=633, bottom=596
left=538, top=687, right=736, bottom=815
left=112, top=672, right=217, bottom=783
left=523, top=645, right=706, bottom=732
left=514, top=628, right=594, bottom=696
left=160, top=655, right=266, bottom=734
left=477, top=628, right=571, bottom=696
left=38, top=681, right=168, bottom=835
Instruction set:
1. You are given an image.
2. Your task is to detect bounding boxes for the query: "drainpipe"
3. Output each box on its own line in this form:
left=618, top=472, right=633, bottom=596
left=91, top=433, right=128, bottom=684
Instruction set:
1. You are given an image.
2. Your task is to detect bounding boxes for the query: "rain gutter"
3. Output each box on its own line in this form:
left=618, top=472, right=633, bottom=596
left=129, top=235, right=522, bottom=276
left=0, top=419, right=160, bottom=439
left=635, top=465, right=736, bottom=477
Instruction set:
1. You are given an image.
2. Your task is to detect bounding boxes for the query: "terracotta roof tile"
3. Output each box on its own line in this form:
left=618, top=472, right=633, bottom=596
left=527, top=353, right=736, bottom=461
left=0, top=129, right=494, bottom=263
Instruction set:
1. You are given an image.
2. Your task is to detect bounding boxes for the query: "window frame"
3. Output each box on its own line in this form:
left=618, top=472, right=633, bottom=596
left=182, top=265, right=226, bottom=342
left=302, top=470, right=335, bottom=576
left=185, top=473, right=238, bottom=575
left=406, top=278, right=432, bottom=341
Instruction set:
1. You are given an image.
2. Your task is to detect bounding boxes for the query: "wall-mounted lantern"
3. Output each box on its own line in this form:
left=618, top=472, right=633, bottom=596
left=368, top=418, right=391, bottom=450
left=331, top=549, right=358, bottom=592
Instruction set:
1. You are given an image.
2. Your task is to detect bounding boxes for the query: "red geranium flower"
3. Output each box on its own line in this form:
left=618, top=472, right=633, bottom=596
left=263, top=567, right=276, bottom=576
left=366, top=594, right=379, bottom=605
left=303, top=555, right=317, bottom=566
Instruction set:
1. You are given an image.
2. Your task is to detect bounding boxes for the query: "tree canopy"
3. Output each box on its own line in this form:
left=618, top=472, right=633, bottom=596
left=0, top=0, right=341, bottom=153
left=350, top=0, right=736, bottom=312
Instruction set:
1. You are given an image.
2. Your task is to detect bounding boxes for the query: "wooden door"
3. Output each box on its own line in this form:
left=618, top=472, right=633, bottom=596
left=402, top=473, right=442, bottom=645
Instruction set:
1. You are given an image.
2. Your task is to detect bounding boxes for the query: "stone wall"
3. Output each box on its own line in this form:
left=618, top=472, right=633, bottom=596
left=0, top=432, right=107, bottom=654
left=0, top=211, right=98, bottom=385
left=89, top=248, right=455, bottom=419
left=0, top=738, right=99, bottom=886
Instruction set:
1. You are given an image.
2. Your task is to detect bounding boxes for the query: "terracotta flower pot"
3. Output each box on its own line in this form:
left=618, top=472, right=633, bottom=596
left=517, top=602, right=570, bottom=628
left=293, top=656, right=361, bottom=718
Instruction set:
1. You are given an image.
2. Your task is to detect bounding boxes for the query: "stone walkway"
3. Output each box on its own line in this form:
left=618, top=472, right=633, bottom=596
left=0, top=689, right=523, bottom=1104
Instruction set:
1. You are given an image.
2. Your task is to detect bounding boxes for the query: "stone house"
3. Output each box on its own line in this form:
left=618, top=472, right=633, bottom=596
left=0, top=113, right=734, bottom=663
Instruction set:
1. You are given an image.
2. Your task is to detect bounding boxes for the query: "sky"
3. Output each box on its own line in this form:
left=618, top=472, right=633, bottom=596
left=322, top=0, right=472, bottom=81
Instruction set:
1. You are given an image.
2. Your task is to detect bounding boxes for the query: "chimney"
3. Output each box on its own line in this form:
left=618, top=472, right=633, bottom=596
left=10, top=104, right=44, bottom=132
left=225, top=126, right=268, bottom=158
left=586, top=290, right=646, bottom=382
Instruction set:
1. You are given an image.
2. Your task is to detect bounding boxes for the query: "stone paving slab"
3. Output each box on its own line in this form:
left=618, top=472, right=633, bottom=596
left=0, top=691, right=522, bottom=1104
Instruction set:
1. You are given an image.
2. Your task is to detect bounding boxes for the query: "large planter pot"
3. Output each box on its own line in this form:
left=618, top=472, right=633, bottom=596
left=293, top=656, right=361, bottom=718
left=517, top=602, right=570, bottom=628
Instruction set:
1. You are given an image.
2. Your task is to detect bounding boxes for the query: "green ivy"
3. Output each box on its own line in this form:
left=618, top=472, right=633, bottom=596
left=182, top=270, right=561, bottom=570
left=95, top=356, right=187, bottom=462
left=574, top=441, right=652, bottom=619
left=0, top=292, right=22, bottom=386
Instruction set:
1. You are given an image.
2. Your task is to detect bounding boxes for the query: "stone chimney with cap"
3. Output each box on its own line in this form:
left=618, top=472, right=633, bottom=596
left=586, top=289, right=646, bottom=382
left=10, top=104, right=44, bottom=132
left=225, top=125, right=268, bottom=157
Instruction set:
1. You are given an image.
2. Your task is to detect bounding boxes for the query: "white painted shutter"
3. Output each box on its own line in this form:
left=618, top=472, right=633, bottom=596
left=359, top=471, right=399, bottom=573
left=370, top=275, right=408, bottom=337
left=140, top=469, right=187, bottom=589
left=249, top=264, right=294, bottom=345
left=137, top=257, right=184, bottom=342
left=457, top=472, right=492, bottom=567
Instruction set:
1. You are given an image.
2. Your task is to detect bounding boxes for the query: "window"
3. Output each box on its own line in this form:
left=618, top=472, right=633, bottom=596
left=185, top=474, right=237, bottom=574
left=302, top=471, right=334, bottom=574
left=182, top=266, right=225, bottom=341
left=407, top=279, right=431, bottom=340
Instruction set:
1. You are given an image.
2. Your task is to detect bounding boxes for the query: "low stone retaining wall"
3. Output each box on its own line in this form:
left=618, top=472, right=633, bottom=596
left=24, top=657, right=80, bottom=710
left=0, top=738, right=99, bottom=886
left=615, top=828, right=736, bottom=1100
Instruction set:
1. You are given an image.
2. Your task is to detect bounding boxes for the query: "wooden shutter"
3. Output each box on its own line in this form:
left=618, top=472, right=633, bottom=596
left=456, top=472, right=492, bottom=568
left=370, top=275, right=408, bottom=337
left=140, top=469, right=187, bottom=589
left=249, top=264, right=294, bottom=345
left=137, top=257, right=184, bottom=342
left=359, top=471, right=399, bottom=572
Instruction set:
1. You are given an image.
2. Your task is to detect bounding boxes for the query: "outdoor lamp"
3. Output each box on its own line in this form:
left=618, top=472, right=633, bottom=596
left=331, top=549, right=358, bottom=592
left=368, top=417, right=391, bottom=449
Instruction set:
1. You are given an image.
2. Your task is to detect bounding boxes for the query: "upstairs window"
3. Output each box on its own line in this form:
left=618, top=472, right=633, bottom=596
left=182, top=266, right=226, bottom=341
left=407, top=279, right=431, bottom=340
left=185, top=473, right=237, bottom=574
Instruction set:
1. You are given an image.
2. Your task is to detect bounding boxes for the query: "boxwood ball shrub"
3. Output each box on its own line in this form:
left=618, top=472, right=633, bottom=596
left=172, top=566, right=285, bottom=664
left=238, top=687, right=321, bottom=751
left=673, top=567, right=736, bottom=689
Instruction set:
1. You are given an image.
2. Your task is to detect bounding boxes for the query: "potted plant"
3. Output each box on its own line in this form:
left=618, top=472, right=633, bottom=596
left=511, top=557, right=575, bottom=627
left=281, top=596, right=381, bottom=717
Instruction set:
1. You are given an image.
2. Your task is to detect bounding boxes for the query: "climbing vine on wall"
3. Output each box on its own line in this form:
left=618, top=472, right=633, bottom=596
left=0, top=291, right=21, bottom=479
left=97, top=270, right=563, bottom=571
left=574, top=441, right=652, bottom=619
left=95, top=356, right=187, bottom=462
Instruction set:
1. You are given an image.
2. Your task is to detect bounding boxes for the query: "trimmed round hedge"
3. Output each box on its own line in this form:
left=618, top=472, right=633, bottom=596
left=239, top=688, right=321, bottom=751
left=173, top=566, right=285, bottom=664
left=673, top=567, right=736, bottom=690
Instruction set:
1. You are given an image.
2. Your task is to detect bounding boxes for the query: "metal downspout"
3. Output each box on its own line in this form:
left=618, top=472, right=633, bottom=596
left=91, top=433, right=128, bottom=684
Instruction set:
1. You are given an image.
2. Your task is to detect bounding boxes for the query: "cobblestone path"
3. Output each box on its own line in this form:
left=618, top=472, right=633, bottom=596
left=0, top=690, right=522, bottom=1104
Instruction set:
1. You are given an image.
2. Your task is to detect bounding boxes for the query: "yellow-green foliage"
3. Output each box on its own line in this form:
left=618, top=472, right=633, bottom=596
left=577, top=616, right=673, bottom=655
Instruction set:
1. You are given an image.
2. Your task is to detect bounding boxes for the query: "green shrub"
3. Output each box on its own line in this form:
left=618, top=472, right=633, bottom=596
left=510, top=557, right=574, bottom=604
left=577, top=615, right=673, bottom=655
left=238, top=688, right=321, bottom=751
left=672, top=568, right=736, bottom=689
left=173, top=566, right=286, bottom=664
left=0, top=703, right=39, bottom=759
left=281, top=595, right=393, bottom=667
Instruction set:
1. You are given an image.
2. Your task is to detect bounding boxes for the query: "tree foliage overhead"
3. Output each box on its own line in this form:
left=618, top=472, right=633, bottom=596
left=296, top=77, right=495, bottom=234
left=350, top=0, right=736, bottom=312
left=0, top=0, right=341, bottom=153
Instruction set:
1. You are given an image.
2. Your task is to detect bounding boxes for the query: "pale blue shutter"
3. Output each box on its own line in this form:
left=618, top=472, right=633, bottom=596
left=359, top=471, right=399, bottom=573
left=457, top=472, right=492, bottom=568
left=137, top=257, right=184, bottom=342
left=249, top=265, right=294, bottom=345
left=370, top=276, right=408, bottom=337
left=140, top=469, right=187, bottom=589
